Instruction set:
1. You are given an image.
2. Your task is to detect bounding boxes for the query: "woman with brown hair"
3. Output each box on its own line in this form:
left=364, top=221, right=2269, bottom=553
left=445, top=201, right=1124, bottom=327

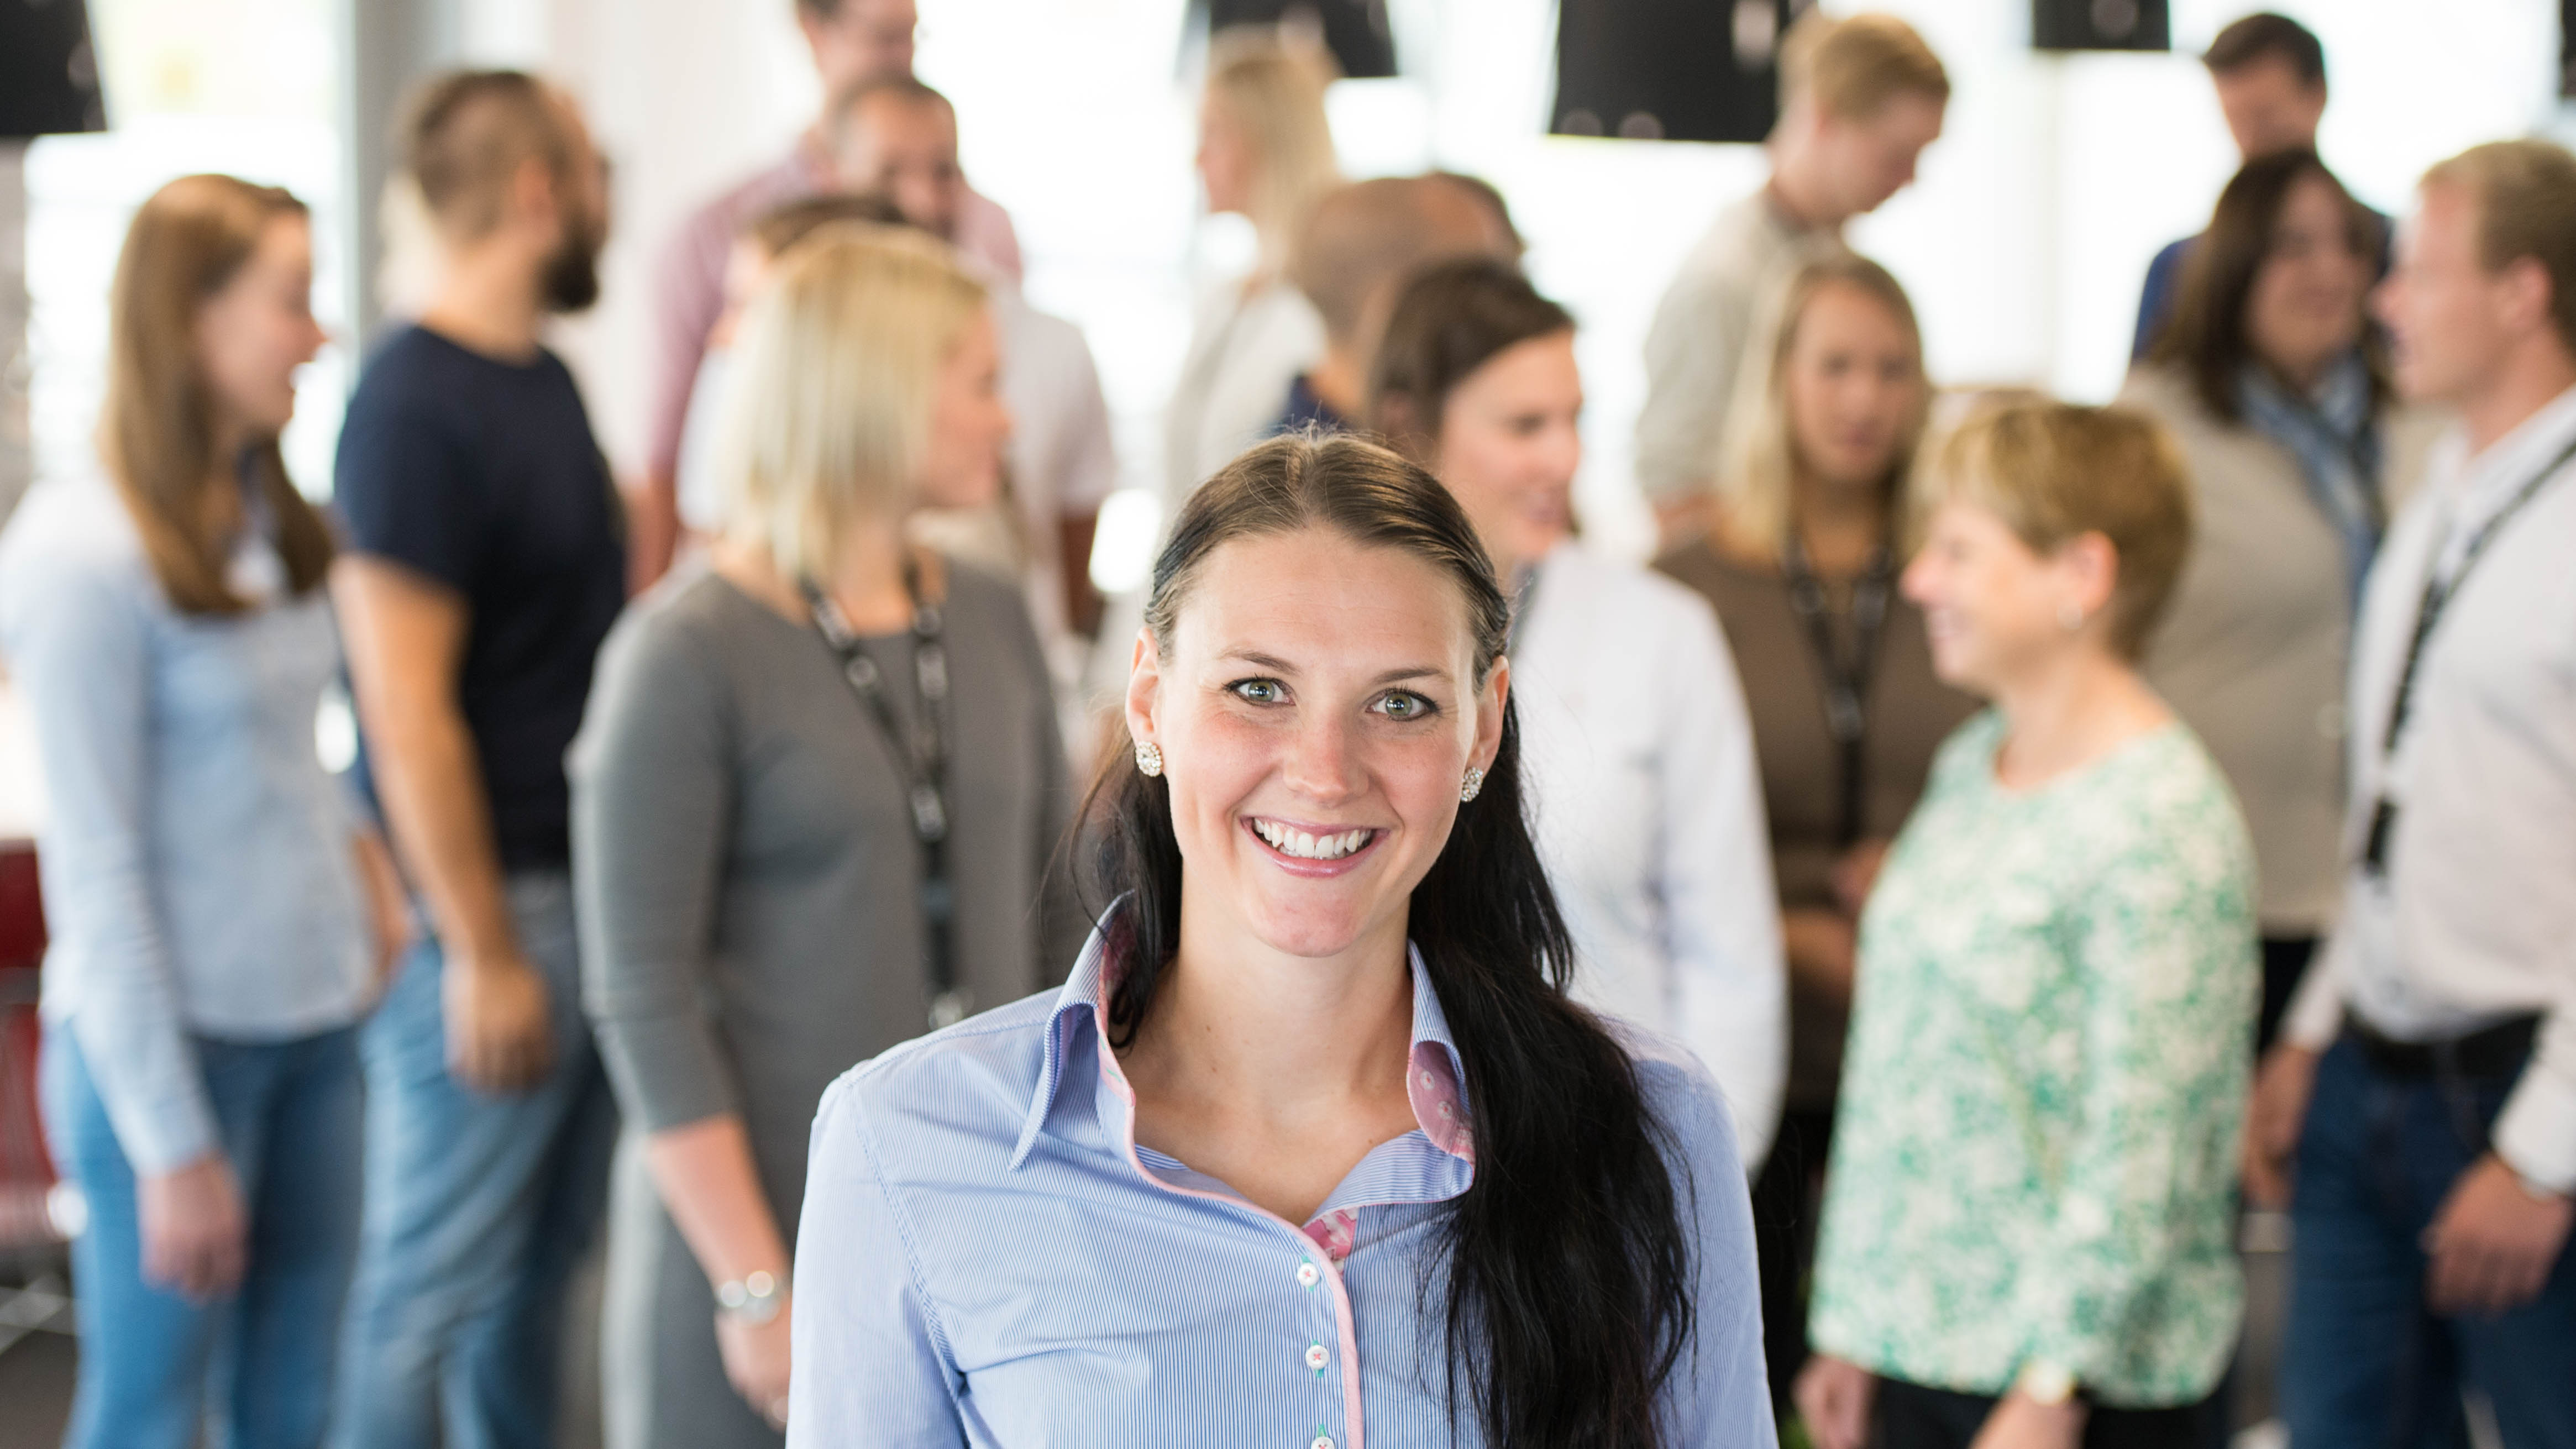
left=0, top=174, right=404, bottom=1449
left=1655, top=251, right=1978, bottom=1414
left=1365, top=258, right=1786, bottom=1177
left=574, top=225, right=1075, bottom=1446
left=2123, top=149, right=2443, bottom=1052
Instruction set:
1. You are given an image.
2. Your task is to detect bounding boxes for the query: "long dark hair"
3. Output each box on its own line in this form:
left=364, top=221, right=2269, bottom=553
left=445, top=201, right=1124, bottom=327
left=1082, top=433, right=1694, bottom=1446
left=2148, top=148, right=2389, bottom=420
left=1364, top=257, right=1574, bottom=465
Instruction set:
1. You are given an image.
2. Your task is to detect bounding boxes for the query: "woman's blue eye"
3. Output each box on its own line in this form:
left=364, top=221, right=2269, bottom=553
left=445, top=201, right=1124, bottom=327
left=1373, top=691, right=1433, bottom=720
left=1234, top=679, right=1284, bottom=704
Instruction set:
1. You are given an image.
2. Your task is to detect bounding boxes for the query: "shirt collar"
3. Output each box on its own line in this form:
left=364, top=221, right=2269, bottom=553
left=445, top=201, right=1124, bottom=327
left=2435, top=382, right=2576, bottom=545
left=1010, top=917, right=1473, bottom=1170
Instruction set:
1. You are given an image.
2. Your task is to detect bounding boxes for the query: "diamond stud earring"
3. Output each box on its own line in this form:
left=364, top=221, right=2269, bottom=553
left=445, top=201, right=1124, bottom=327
left=1134, top=741, right=1163, bottom=777
left=1460, top=765, right=1485, bottom=803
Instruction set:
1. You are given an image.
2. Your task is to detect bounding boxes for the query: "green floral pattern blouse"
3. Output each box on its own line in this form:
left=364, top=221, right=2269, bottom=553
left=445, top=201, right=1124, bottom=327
left=1808, top=712, right=2258, bottom=1407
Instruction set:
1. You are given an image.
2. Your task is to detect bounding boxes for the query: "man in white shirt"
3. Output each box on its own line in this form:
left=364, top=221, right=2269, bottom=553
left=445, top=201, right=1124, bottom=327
left=634, top=0, right=1024, bottom=587
left=2247, top=139, right=2576, bottom=1448
left=1633, top=13, right=1946, bottom=550
left=827, top=78, right=1116, bottom=679
left=1274, top=176, right=1521, bottom=435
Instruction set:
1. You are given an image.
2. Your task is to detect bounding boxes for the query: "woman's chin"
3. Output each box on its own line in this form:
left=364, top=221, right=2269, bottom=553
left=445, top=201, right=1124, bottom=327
left=1509, top=516, right=1568, bottom=563
left=1240, top=891, right=1386, bottom=962
left=1923, top=639, right=1988, bottom=695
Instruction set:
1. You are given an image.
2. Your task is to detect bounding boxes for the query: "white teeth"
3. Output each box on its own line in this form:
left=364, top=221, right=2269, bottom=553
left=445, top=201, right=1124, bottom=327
left=1252, top=820, right=1370, bottom=860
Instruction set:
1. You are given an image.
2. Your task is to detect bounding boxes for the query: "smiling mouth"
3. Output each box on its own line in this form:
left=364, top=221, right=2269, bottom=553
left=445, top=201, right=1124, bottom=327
left=1246, top=817, right=1380, bottom=862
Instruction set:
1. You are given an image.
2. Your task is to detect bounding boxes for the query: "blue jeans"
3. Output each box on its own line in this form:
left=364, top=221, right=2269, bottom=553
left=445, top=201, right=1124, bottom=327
left=41, top=1023, right=364, bottom=1449
left=2281, top=1035, right=2576, bottom=1448
left=332, top=873, right=616, bottom=1449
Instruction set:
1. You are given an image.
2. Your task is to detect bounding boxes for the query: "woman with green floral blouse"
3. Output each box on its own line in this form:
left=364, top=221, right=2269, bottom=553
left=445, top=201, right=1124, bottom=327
left=1797, top=400, right=2259, bottom=1449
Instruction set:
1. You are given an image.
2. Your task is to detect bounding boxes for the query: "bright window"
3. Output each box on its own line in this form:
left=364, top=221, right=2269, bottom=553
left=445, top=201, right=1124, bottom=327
left=920, top=0, right=2563, bottom=563
left=24, top=0, right=348, bottom=500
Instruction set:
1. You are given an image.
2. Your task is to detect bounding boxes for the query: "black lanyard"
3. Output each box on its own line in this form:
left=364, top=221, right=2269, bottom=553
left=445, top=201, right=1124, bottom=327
left=803, top=567, right=969, bottom=1028
left=1782, top=531, right=1895, bottom=849
left=2359, top=431, right=2576, bottom=874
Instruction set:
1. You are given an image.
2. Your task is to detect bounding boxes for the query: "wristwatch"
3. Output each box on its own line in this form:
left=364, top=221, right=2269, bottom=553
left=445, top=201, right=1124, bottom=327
left=2016, top=1359, right=2079, bottom=1407
left=717, top=1269, right=789, bottom=1325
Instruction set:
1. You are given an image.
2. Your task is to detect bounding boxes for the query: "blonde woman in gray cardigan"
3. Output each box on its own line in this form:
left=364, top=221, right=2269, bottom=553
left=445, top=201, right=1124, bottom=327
left=571, top=228, right=1077, bottom=1448
left=2123, top=149, right=2443, bottom=1052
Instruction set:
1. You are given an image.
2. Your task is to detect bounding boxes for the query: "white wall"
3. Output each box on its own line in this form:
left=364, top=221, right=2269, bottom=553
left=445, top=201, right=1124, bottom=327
left=23, top=0, right=350, bottom=501
left=449, top=0, right=816, bottom=487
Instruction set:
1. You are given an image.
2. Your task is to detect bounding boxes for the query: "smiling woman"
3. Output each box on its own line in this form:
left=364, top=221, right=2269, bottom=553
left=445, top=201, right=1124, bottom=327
left=784, top=433, right=1774, bottom=1448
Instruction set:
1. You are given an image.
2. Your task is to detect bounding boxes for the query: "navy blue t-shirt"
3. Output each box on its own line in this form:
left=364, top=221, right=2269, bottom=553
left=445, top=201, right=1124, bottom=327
left=335, top=325, right=626, bottom=872
left=1272, top=372, right=1351, bottom=437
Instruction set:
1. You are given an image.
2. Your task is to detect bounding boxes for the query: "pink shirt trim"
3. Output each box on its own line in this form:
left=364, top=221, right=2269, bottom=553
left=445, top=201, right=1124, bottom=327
left=1086, top=975, right=1471, bottom=1449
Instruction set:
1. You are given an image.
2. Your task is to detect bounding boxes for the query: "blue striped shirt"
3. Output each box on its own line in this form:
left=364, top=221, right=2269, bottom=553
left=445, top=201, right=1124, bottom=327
left=786, top=926, right=1775, bottom=1447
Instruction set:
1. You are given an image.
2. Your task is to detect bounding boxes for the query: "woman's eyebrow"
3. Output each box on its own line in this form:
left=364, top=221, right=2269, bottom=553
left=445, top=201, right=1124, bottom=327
left=1216, top=648, right=1300, bottom=675
left=1214, top=649, right=1450, bottom=687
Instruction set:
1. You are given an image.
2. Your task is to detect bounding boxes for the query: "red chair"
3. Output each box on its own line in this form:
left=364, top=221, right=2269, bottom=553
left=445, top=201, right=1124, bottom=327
left=0, top=839, right=73, bottom=1367
left=0, top=841, right=56, bottom=1250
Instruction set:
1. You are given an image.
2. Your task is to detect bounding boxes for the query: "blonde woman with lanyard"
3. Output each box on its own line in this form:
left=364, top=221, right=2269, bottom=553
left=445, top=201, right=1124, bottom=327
left=1655, top=253, right=1978, bottom=1414
left=572, top=225, right=1077, bottom=1447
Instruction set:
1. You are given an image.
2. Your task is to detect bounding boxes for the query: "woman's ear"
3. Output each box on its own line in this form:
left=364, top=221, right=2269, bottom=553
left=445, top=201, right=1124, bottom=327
left=2059, top=531, right=2121, bottom=620
left=1473, top=655, right=1510, bottom=774
left=1124, top=626, right=1163, bottom=749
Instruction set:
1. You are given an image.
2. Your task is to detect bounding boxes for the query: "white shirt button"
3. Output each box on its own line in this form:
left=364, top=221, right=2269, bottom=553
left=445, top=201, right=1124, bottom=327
left=1304, top=1342, right=1329, bottom=1371
left=1296, top=1261, right=1320, bottom=1288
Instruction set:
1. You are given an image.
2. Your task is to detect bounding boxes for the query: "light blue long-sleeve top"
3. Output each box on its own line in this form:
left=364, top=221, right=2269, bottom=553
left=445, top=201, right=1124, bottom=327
left=0, top=476, right=370, bottom=1175
left=786, top=922, right=1776, bottom=1448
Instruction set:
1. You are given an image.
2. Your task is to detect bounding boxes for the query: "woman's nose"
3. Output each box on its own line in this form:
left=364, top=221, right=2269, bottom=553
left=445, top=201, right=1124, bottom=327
left=1280, top=712, right=1363, bottom=803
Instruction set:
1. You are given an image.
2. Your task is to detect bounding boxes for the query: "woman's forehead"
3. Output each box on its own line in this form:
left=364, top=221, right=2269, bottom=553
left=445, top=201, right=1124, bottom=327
left=1169, top=529, right=1476, bottom=672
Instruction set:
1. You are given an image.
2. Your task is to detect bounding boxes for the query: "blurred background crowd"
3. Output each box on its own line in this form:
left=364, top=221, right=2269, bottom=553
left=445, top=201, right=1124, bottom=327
left=1, top=2, right=2574, bottom=1447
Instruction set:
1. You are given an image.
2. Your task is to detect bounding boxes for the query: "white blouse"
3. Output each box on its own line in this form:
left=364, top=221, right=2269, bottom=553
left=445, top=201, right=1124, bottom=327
left=1162, top=274, right=1324, bottom=504
left=1512, top=541, right=1787, bottom=1168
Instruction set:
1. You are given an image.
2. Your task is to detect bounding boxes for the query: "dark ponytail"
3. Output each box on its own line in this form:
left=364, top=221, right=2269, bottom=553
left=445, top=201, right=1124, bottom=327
left=1082, top=434, right=1694, bottom=1447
